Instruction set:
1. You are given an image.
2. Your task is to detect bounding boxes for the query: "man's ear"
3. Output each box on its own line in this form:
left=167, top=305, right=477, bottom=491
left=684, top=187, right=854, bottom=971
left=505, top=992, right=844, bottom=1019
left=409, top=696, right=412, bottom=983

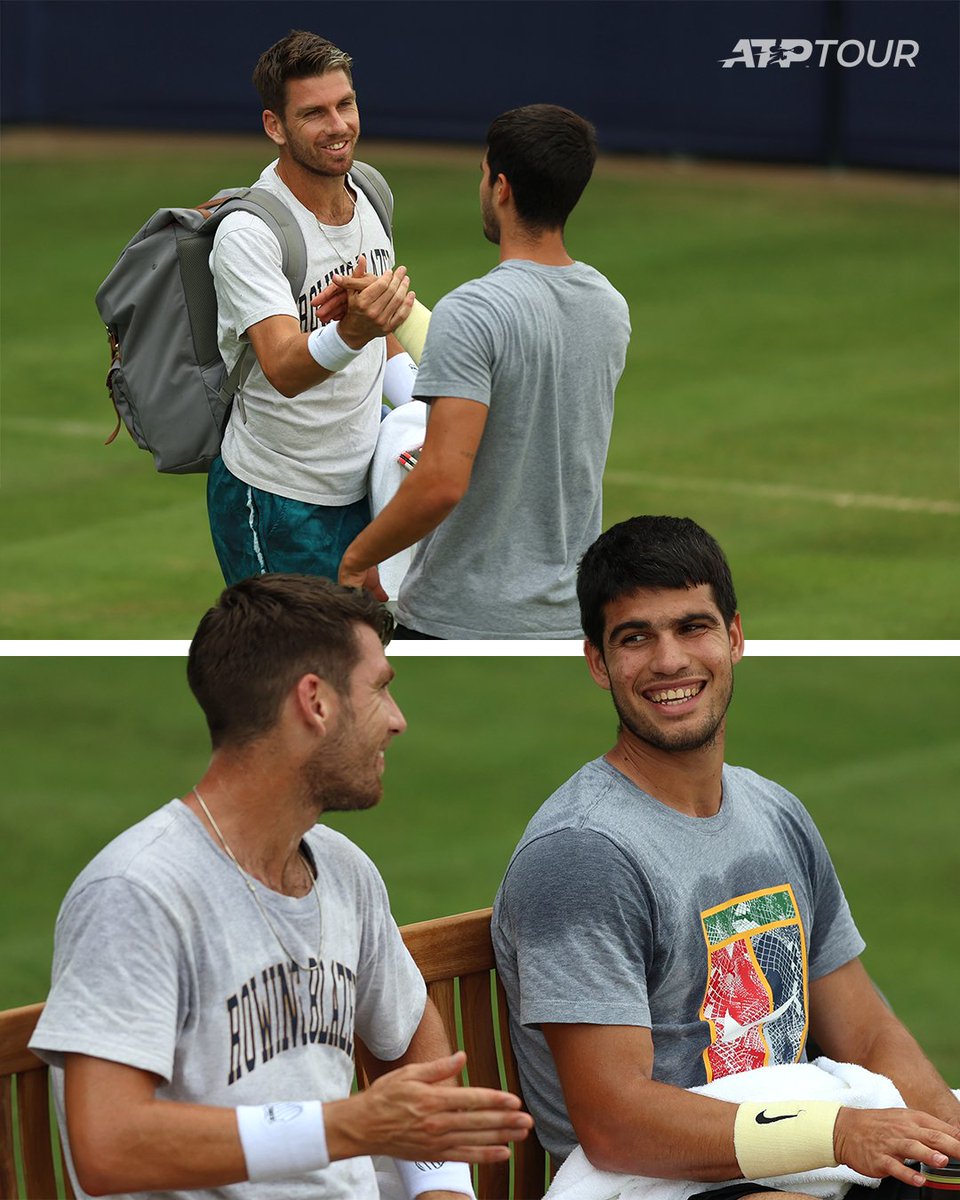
left=262, top=109, right=286, bottom=148
left=291, top=673, right=338, bottom=735
left=728, top=613, right=745, bottom=666
left=495, top=172, right=512, bottom=207
left=583, top=638, right=612, bottom=692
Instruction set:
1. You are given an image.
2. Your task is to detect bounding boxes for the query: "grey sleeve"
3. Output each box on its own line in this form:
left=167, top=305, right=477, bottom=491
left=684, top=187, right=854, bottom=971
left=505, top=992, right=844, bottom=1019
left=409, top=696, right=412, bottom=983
left=795, top=803, right=866, bottom=981
left=498, top=829, right=656, bottom=1028
left=352, top=857, right=427, bottom=1062
left=413, top=287, right=497, bottom=408
left=29, top=877, right=184, bottom=1082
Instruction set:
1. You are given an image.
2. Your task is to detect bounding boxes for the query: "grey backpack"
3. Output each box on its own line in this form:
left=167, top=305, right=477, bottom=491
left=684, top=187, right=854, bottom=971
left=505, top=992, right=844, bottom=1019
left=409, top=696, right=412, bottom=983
left=95, top=161, right=394, bottom=474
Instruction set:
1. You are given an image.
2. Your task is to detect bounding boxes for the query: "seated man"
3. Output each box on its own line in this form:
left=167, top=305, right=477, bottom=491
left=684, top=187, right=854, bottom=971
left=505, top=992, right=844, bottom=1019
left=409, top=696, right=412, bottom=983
left=492, top=516, right=959, bottom=1194
left=30, top=574, right=531, bottom=1200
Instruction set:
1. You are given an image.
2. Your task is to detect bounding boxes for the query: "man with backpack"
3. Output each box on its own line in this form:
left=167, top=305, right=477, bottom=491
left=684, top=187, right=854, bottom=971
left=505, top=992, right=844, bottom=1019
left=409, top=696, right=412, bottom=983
left=206, top=30, right=419, bottom=585
left=336, top=103, right=631, bottom=639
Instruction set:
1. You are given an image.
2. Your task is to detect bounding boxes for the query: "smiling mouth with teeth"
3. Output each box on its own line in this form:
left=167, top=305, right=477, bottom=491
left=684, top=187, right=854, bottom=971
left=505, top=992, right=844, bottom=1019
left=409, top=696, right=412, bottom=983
left=646, top=682, right=705, bottom=706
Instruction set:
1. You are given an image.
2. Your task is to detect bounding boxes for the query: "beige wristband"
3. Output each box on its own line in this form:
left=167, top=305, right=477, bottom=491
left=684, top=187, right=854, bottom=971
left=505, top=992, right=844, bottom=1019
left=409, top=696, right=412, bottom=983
left=734, top=1100, right=841, bottom=1178
left=394, top=299, right=431, bottom=364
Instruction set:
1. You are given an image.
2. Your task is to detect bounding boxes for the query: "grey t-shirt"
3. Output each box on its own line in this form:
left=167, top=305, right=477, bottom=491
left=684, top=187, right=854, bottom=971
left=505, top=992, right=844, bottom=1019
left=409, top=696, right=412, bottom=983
left=492, top=758, right=865, bottom=1161
left=396, top=259, right=630, bottom=639
left=30, top=800, right=426, bottom=1200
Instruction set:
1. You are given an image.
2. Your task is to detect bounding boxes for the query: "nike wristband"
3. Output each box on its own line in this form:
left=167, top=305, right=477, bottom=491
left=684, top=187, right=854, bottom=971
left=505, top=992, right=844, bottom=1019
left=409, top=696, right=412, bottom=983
left=393, top=1158, right=475, bottom=1198
left=236, top=1101, right=329, bottom=1181
left=734, top=1100, right=841, bottom=1178
left=307, top=323, right=363, bottom=372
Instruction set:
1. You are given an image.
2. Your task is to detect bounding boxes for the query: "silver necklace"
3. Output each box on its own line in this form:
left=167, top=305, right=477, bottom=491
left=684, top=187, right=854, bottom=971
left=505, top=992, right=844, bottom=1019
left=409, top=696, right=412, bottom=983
left=192, top=787, right=323, bottom=973
left=315, top=182, right=363, bottom=264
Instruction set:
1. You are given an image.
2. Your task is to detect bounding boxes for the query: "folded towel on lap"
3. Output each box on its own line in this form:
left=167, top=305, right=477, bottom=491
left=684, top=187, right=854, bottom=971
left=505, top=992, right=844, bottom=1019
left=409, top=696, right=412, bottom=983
left=543, top=1058, right=908, bottom=1200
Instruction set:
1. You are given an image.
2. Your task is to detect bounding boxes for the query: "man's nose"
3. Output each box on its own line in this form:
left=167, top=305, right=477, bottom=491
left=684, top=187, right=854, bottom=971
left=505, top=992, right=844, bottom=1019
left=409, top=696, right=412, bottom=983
left=647, top=633, right=692, bottom=677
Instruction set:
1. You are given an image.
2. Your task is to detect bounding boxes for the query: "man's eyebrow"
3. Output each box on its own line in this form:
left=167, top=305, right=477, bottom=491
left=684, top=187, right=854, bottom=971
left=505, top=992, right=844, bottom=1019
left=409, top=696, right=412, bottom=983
left=606, top=611, right=722, bottom=642
left=295, top=92, right=356, bottom=117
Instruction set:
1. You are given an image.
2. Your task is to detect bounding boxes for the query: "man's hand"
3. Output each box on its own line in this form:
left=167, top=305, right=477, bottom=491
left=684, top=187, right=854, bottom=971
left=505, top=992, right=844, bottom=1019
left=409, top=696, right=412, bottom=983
left=339, top=558, right=388, bottom=601
left=324, top=1051, right=533, bottom=1163
left=311, top=278, right=349, bottom=326
left=834, top=1106, right=960, bottom=1186
left=333, top=255, right=416, bottom=349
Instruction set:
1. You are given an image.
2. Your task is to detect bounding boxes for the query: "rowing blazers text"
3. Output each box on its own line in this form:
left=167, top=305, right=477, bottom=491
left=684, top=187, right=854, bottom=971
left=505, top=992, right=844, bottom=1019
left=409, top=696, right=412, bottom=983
left=225, top=957, right=356, bottom=1084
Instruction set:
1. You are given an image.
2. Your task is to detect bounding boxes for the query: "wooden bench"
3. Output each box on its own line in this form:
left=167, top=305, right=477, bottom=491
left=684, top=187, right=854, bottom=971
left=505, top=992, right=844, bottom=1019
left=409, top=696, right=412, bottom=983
left=0, top=907, right=549, bottom=1200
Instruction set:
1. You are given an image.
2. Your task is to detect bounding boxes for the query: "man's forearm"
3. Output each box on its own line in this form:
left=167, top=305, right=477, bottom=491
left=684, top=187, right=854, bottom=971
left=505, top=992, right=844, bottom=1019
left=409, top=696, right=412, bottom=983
left=341, top=465, right=461, bottom=578
left=856, top=1016, right=960, bottom=1123
left=572, top=1078, right=741, bottom=1179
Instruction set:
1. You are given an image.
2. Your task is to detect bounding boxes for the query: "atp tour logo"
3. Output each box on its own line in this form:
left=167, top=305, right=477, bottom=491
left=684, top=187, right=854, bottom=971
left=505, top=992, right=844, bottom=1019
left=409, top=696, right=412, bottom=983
left=720, top=39, right=919, bottom=69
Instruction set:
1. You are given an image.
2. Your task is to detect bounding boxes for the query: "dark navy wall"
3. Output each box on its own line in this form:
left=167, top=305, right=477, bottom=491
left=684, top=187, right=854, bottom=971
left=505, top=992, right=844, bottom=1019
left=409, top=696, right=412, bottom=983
left=2, top=0, right=956, bottom=171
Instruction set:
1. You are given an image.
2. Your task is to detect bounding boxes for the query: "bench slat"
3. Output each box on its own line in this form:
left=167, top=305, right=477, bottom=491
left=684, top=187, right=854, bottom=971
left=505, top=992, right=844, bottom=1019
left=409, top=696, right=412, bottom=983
left=1, top=1074, right=19, bottom=1199
left=18, top=1070, right=58, bottom=1199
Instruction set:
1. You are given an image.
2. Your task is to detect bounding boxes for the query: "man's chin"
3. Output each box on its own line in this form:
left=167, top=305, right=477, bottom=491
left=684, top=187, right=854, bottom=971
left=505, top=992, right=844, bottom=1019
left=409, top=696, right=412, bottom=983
left=292, top=151, right=354, bottom=180
left=320, top=784, right=382, bottom=814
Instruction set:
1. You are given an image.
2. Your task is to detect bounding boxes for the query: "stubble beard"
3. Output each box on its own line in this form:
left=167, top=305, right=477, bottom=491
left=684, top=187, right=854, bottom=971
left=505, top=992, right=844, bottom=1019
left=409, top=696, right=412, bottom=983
left=300, top=719, right=382, bottom=815
left=285, top=131, right=354, bottom=181
left=481, top=195, right=500, bottom=245
left=610, top=674, right=734, bottom=755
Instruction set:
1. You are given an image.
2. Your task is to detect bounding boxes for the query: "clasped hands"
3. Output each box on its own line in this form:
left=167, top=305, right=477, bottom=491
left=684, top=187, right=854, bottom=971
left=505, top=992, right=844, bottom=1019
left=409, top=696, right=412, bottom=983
left=312, top=254, right=414, bottom=347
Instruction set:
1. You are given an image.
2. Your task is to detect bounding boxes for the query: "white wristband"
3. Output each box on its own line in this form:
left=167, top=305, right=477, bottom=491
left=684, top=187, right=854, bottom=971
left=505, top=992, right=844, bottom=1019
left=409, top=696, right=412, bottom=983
left=393, top=1158, right=475, bottom=1198
left=236, top=1101, right=329, bottom=1182
left=734, top=1100, right=840, bottom=1178
left=383, top=352, right=418, bottom=407
left=307, top=323, right=364, bottom=372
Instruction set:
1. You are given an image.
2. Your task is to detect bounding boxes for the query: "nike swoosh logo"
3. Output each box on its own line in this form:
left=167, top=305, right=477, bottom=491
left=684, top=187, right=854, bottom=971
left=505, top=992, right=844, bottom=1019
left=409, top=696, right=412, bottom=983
left=756, top=1111, right=800, bottom=1125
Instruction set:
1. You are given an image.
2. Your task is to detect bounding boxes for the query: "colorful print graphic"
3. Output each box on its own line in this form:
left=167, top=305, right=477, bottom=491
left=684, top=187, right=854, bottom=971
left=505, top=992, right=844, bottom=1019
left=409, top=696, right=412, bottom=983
left=699, top=884, right=809, bottom=1081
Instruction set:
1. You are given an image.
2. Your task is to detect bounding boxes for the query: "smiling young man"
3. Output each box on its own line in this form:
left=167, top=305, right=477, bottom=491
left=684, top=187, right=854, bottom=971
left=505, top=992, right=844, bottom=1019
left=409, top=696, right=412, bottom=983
left=207, top=31, right=416, bottom=586
left=29, top=575, right=531, bottom=1200
left=492, top=515, right=960, bottom=1195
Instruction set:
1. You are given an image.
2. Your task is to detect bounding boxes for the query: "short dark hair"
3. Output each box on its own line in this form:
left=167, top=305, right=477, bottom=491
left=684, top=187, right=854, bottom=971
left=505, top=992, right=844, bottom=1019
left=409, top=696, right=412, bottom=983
left=577, top=516, right=738, bottom=647
left=485, top=104, right=597, bottom=231
left=187, top=575, right=392, bottom=749
left=252, top=30, right=353, bottom=117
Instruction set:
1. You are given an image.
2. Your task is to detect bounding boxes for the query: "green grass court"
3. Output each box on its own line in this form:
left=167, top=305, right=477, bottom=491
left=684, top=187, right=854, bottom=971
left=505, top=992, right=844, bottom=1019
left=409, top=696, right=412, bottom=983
left=1, top=133, right=957, bottom=638
left=0, top=653, right=957, bottom=1081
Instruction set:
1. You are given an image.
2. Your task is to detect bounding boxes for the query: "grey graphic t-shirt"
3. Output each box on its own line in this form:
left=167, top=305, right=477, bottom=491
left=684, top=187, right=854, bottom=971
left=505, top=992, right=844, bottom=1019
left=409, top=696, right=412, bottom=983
left=492, top=759, right=865, bottom=1160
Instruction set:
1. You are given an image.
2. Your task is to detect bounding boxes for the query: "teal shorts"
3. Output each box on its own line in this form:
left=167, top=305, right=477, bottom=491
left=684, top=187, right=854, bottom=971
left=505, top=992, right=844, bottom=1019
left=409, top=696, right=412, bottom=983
left=207, top=456, right=370, bottom=586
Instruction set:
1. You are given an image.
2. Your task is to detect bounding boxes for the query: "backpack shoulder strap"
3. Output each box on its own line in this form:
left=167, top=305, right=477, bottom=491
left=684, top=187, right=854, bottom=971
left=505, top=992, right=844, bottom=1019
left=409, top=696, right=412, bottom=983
left=206, top=188, right=308, bottom=298
left=203, top=188, right=309, bottom=405
left=350, top=161, right=394, bottom=241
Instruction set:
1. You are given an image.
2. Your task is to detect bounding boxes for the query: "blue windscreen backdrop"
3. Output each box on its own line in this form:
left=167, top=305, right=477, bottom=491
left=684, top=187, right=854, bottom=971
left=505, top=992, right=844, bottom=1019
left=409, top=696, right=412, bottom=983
left=2, top=0, right=956, bottom=171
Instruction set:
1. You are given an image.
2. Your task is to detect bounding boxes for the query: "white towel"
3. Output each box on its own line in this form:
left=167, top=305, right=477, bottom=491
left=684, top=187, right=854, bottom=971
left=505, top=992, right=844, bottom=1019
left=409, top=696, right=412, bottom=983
left=367, top=401, right=429, bottom=603
left=543, top=1057, right=907, bottom=1200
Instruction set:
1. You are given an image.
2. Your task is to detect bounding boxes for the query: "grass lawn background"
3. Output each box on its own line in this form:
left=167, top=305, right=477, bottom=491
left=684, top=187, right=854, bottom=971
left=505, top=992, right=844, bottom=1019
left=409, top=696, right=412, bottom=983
left=1, top=652, right=957, bottom=1081
left=1, top=132, right=957, bottom=638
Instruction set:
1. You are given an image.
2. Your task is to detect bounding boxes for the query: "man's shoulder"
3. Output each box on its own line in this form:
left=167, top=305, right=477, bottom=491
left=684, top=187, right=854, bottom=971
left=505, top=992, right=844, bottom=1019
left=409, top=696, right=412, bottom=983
left=724, top=762, right=803, bottom=804
left=723, top=762, right=818, bottom=829
left=436, top=267, right=504, bottom=308
left=66, top=801, right=186, bottom=897
left=514, top=758, right=619, bottom=844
